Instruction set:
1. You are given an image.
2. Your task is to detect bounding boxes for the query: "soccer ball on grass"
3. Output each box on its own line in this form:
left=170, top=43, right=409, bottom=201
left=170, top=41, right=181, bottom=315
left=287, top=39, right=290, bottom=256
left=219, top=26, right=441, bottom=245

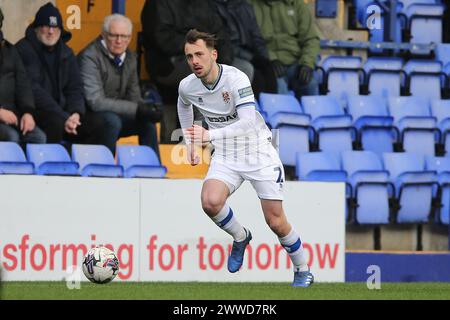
left=82, top=246, right=120, bottom=284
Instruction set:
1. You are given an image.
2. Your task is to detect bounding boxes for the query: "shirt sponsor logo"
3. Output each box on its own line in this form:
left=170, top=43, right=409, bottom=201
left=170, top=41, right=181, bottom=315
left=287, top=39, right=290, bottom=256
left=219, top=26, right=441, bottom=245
left=238, top=86, right=253, bottom=99
left=207, top=111, right=238, bottom=123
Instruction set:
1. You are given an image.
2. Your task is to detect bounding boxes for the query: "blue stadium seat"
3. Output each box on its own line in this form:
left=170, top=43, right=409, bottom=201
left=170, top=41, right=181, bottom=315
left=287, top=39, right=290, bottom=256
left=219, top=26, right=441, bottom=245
left=388, top=96, right=438, bottom=156
left=259, top=93, right=312, bottom=165
left=0, top=142, right=34, bottom=174
left=26, top=144, right=79, bottom=176
left=347, top=95, right=397, bottom=155
left=435, top=43, right=450, bottom=75
left=404, top=60, right=445, bottom=100
left=425, top=155, right=450, bottom=224
left=383, top=152, right=437, bottom=223
left=72, top=144, right=123, bottom=177
left=319, top=55, right=363, bottom=105
left=342, top=151, right=393, bottom=224
left=363, top=57, right=405, bottom=98
left=430, top=99, right=450, bottom=155
left=302, top=95, right=355, bottom=153
left=296, top=151, right=346, bottom=182
left=406, top=3, right=445, bottom=55
left=117, top=145, right=167, bottom=178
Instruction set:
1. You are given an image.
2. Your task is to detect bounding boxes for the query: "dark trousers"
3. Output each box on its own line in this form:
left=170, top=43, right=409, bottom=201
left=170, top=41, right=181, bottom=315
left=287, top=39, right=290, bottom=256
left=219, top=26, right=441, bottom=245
left=101, top=111, right=160, bottom=159
left=34, top=110, right=117, bottom=153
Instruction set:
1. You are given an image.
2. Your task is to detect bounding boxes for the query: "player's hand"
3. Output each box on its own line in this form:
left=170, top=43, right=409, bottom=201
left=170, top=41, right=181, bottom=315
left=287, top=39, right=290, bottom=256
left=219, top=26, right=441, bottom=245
left=0, top=108, right=18, bottom=126
left=185, top=124, right=210, bottom=144
left=20, top=113, right=36, bottom=135
left=65, top=113, right=81, bottom=135
left=188, top=143, right=200, bottom=166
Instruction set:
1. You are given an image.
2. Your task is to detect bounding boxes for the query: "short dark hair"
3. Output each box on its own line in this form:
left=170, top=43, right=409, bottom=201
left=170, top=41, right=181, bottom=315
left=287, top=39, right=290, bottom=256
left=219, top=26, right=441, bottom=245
left=185, top=29, right=217, bottom=49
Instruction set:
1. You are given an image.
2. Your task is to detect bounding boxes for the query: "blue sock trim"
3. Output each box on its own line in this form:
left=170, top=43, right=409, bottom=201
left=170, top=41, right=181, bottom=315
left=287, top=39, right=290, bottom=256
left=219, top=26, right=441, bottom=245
left=218, top=208, right=233, bottom=227
left=283, top=238, right=301, bottom=253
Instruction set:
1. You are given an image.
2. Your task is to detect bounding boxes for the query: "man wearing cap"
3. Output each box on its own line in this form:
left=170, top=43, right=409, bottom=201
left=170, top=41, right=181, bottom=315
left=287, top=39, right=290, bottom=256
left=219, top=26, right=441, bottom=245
left=15, top=2, right=116, bottom=152
left=0, top=7, right=46, bottom=145
left=78, top=14, right=162, bottom=157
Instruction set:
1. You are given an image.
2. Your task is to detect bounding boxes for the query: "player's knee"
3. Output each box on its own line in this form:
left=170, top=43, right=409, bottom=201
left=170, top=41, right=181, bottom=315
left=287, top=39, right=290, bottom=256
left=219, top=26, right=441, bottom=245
left=266, top=216, right=285, bottom=235
left=201, top=196, right=225, bottom=216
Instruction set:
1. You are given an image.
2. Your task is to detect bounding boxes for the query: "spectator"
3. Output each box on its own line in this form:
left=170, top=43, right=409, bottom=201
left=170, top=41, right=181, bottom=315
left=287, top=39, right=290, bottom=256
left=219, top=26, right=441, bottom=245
left=213, top=0, right=278, bottom=98
left=140, top=0, right=235, bottom=143
left=0, top=7, right=46, bottom=144
left=78, top=14, right=161, bottom=158
left=250, top=0, right=320, bottom=99
left=15, top=2, right=115, bottom=152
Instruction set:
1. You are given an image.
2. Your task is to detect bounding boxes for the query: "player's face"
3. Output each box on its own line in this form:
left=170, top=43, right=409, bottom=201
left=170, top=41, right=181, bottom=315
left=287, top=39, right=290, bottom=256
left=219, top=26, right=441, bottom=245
left=185, top=39, right=218, bottom=80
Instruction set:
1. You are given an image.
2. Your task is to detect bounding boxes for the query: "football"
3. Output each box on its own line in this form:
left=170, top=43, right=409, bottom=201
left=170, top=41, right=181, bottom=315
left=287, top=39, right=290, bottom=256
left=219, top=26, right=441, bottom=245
left=82, top=247, right=120, bottom=284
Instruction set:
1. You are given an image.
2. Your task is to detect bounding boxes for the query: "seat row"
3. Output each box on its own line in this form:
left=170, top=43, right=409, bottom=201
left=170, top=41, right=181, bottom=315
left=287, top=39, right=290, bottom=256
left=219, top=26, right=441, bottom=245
left=0, top=142, right=167, bottom=178
left=317, top=55, right=450, bottom=103
left=296, top=150, right=449, bottom=226
left=257, top=93, right=450, bottom=166
left=354, top=0, right=446, bottom=55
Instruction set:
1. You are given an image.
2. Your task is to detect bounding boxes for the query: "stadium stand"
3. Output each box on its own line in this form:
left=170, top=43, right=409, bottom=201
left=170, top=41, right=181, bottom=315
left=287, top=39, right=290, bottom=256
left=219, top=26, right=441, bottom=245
left=71, top=144, right=124, bottom=178
left=258, top=93, right=312, bottom=166
left=363, top=57, right=405, bottom=98
left=387, top=96, right=439, bottom=156
left=0, top=142, right=34, bottom=175
left=431, top=99, right=450, bottom=155
left=301, top=95, right=356, bottom=153
left=382, top=152, right=437, bottom=223
left=117, top=145, right=167, bottom=178
left=425, top=155, right=450, bottom=224
left=26, top=144, right=79, bottom=176
left=403, top=59, right=446, bottom=100
left=342, top=150, right=393, bottom=225
left=347, top=95, right=397, bottom=155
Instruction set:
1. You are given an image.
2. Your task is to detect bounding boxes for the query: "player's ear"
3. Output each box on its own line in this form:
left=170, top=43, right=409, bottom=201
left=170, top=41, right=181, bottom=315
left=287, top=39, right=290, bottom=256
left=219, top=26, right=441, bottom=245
left=211, top=49, right=218, bottom=61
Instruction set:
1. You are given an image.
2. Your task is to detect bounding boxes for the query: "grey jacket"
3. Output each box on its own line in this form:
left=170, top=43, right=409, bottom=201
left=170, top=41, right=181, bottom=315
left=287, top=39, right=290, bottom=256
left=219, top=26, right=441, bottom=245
left=77, top=36, right=142, bottom=118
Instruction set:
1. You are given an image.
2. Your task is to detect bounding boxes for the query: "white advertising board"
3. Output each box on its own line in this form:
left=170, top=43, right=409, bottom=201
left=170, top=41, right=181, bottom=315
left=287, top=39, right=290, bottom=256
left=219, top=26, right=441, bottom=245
left=0, top=176, right=345, bottom=282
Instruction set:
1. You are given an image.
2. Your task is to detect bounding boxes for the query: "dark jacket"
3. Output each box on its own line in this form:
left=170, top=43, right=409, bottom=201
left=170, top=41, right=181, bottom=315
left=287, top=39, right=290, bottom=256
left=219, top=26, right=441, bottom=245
left=15, top=26, right=85, bottom=121
left=213, top=0, right=269, bottom=61
left=78, top=37, right=142, bottom=119
left=0, top=40, right=35, bottom=118
left=141, top=0, right=235, bottom=79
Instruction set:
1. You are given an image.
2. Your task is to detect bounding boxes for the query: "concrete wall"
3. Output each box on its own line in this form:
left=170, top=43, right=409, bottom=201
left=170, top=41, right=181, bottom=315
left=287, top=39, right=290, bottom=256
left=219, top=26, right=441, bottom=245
left=0, top=0, right=54, bottom=44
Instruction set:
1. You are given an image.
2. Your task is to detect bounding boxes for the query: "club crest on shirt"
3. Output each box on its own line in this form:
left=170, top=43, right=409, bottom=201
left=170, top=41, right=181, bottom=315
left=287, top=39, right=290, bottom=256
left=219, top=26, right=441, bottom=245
left=198, top=97, right=204, bottom=106
left=222, top=91, right=231, bottom=104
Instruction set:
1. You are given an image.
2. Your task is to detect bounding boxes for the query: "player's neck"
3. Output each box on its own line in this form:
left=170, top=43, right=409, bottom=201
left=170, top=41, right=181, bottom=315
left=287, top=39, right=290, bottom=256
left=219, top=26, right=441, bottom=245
left=202, top=63, right=220, bottom=86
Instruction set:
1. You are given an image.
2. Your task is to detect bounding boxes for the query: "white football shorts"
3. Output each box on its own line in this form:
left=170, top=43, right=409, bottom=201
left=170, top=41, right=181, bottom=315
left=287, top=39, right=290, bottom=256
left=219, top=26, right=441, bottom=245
left=205, top=159, right=285, bottom=201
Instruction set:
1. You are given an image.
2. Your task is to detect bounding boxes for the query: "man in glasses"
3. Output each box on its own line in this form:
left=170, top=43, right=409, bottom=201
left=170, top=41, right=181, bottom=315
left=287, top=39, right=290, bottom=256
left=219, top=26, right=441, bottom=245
left=16, top=2, right=115, bottom=152
left=78, top=14, right=161, bottom=157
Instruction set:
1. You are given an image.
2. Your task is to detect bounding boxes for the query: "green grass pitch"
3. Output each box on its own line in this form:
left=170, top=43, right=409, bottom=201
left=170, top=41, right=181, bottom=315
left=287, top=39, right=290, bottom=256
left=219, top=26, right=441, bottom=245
left=2, top=282, right=450, bottom=300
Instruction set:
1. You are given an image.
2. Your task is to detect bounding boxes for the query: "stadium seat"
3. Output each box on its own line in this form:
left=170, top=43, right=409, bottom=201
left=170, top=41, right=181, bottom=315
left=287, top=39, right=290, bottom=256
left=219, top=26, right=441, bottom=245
left=388, top=96, right=438, bottom=156
left=319, top=55, right=363, bottom=105
left=404, top=60, right=446, bottom=100
left=302, top=95, right=355, bottom=153
left=259, top=93, right=312, bottom=166
left=26, top=144, right=79, bottom=176
left=383, top=152, right=437, bottom=223
left=347, top=95, right=397, bottom=155
left=72, top=144, right=123, bottom=177
left=435, top=43, right=450, bottom=72
left=0, top=142, right=34, bottom=174
left=425, top=155, right=450, bottom=224
left=363, top=57, right=405, bottom=98
left=341, top=151, right=393, bottom=224
left=296, top=151, right=346, bottom=182
left=117, top=145, right=167, bottom=178
left=406, top=4, right=445, bottom=55
left=430, top=99, right=450, bottom=155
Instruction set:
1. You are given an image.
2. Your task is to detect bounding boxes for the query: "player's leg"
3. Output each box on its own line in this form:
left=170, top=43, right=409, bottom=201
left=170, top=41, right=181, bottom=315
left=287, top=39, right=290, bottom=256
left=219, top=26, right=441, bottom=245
left=202, top=164, right=251, bottom=273
left=260, top=199, right=314, bottom=287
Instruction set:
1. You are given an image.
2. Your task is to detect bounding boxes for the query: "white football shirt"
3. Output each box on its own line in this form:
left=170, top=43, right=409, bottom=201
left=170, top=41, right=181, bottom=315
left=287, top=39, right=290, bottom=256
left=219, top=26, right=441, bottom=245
left=178, top=64, right=278, bottom=170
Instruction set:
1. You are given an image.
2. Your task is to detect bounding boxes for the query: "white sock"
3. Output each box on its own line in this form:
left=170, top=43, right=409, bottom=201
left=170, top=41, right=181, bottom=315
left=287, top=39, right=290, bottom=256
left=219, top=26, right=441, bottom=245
left=279, top=228, right=309, bottom=272
left=211, top=203, right=246, bottom=241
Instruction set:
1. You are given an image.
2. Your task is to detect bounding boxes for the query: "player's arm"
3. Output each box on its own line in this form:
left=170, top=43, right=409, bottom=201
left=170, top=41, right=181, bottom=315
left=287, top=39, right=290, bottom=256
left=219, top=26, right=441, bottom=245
left=177, top=96, right=200, bottom=166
